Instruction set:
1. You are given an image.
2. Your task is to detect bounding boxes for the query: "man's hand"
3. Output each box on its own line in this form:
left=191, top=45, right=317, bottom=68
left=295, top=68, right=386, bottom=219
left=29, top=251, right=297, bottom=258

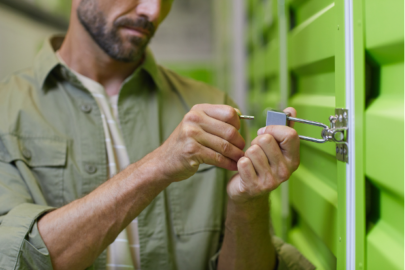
left=155, top=104, right=246, bottom=182
left=227, top=107, right=300, bottom=203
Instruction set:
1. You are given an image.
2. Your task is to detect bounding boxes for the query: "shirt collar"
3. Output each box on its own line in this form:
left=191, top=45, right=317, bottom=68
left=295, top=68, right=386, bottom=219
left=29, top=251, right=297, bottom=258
left=140, top=47, right=163, bottom=90
left=34, top=35, right=163, bottom=91
left=33, top=36, right=63, bottom=90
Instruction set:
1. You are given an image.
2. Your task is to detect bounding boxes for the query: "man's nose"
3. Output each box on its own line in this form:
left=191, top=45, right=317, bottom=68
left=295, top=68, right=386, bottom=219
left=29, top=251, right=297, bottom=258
left=136, top=0, right=161, bottom=23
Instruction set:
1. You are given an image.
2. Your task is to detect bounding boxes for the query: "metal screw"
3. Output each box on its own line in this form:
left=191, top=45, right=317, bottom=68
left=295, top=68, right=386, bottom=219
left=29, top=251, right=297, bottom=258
left=343, top=111, right=348, bottom=119
left=339, top=147, right=343, bottom=154
left=336, top=146, right=339, bottom=154
left=339, top=114, right=343, bottom=122
left=329, top=116, right=337, bottom=128
left=343, top=147, right=347, bottom=154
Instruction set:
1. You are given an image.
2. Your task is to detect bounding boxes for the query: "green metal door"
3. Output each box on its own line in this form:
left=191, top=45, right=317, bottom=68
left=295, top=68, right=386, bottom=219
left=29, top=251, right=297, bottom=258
left=361, top=0, right=404, bottom=269
left=245, top=0, right=404, bottom=269
left=247, top=0, right=340, bottom=268
left=287, top=1, right=338, bottom=269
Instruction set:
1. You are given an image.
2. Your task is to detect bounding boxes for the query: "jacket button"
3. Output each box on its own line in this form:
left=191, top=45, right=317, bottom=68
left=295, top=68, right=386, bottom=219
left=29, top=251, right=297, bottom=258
left=22, top=148, right=32, bottom=159
left=81, top=104, right=92, bottom=113
left=84, top=164, right=97, bottom=174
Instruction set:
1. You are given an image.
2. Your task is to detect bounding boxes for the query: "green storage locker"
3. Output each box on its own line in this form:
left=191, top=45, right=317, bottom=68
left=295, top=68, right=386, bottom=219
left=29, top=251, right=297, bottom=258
left=245, top=0, right=404, bottom=269
left=288, top=1, right=338, bottom=269
left=363, top=1, right=404, bottom=269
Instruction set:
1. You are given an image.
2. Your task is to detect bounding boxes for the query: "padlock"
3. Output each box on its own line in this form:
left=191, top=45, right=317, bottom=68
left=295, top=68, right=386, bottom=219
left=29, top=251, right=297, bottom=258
left=266, top=110, right=346, bottom=143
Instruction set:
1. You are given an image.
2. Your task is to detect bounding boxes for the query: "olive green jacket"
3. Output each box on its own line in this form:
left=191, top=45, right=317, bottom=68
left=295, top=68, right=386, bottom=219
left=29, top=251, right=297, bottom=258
left=0, top=37, right=315, bottom=270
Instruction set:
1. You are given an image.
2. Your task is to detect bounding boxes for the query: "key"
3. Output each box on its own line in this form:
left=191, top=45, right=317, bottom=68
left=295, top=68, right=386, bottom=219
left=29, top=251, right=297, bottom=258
left=234, top=108, right=255, bottom=120
left=239, top=115, right=255, bottom=120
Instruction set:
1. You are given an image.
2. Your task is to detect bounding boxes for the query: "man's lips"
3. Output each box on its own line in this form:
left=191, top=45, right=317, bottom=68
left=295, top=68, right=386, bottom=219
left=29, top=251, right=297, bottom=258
left=122, top=26, right=150, bottom=36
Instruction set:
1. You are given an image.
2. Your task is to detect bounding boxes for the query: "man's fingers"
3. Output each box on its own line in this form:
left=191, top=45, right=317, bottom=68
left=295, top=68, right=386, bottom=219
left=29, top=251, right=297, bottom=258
left=191, top=104, right=241, bottom=130
left=199, top=146, right=238, bottom=171
left=256, top=125, right=300, bottom=164
left=251, top=134, right=285, bottom=168
left=199, top=117, right=246, bottom=150
left=237, top=157, right=257, bottom=190
left=244, top=145, right=272, bottom=177
left=283, top=107, right=297, bottom=128
left=197, top=132, right=245, bottom=162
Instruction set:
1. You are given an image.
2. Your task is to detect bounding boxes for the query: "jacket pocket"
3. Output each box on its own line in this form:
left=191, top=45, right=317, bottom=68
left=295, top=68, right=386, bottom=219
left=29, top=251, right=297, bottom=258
left=0, top=134, right=67, bottom=206
left=167, top=164, right=227, bottom=236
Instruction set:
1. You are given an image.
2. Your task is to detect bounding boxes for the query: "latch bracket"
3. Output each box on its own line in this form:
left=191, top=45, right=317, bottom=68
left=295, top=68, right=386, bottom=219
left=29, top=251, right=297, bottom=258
left=336, top=143, right=348, bottom=163
left=333, top=108, right=349, bottom=163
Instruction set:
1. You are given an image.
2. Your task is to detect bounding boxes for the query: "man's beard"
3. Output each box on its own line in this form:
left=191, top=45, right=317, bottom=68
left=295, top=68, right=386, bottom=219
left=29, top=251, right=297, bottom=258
left=77, top=0, right=155, bottom=63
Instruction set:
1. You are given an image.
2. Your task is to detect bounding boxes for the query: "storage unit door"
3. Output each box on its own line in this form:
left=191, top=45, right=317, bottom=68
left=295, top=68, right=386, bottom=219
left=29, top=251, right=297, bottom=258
left=287, top=1, right=338, bottom=269
left=363, top=0, right=404, bottom=269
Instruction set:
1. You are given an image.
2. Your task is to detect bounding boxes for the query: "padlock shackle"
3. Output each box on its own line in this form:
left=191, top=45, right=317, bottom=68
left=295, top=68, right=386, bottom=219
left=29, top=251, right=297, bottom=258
left=288, top=116, right=329, bottom=129
left=287, top=116, right=329, bottom=143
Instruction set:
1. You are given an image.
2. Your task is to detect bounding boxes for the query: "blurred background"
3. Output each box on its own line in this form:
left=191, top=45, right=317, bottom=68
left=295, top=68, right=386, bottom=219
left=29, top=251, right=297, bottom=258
left=0, top=1, right=403, bottom=270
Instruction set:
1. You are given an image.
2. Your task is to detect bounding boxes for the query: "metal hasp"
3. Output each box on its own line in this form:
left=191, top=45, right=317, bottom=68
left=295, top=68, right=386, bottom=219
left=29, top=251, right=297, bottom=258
left=333, top=108, right=349, bottom=163
left=266, top=109, right=349, bottom=162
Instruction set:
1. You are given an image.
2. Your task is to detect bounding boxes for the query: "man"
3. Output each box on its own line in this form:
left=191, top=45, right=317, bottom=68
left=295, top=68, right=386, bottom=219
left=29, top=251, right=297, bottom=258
left=0, top=0, right=315, bottom=269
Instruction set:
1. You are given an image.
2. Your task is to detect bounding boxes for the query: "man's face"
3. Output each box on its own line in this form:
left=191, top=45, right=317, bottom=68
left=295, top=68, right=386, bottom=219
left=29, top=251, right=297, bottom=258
left=77, top=0, right=173, bottom=62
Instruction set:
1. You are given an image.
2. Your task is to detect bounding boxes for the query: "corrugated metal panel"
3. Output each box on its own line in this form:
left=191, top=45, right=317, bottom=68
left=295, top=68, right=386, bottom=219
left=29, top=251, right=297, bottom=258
left=364, top=0, right=404, bottom=269
left=287, top=1, right=338, bottom=269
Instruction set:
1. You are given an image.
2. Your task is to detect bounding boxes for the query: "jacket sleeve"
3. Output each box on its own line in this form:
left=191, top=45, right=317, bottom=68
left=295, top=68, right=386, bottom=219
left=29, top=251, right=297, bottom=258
left=272, top=236, right=316, bottom=270
left=0, top=160, right=55, bottom=270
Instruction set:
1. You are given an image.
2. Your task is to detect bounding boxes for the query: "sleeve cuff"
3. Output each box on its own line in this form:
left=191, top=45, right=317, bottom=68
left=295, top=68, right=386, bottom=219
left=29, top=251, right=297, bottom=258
left=208, top=250, right=221, bottom=270
left=0, top=203, right=55, bottom=269
left=273, top=236, right=316, bottom=270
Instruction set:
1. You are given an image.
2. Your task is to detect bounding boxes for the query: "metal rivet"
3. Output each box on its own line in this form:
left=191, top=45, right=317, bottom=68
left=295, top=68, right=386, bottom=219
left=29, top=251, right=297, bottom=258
left=336, top=146, right=339, bottom=154
left=22, top=148, right=32, bottom=159
left=339, top=114, right=343, bottom=122
left=81, top=104, right=92, bottom=113
left=84, top=164, right=97, bottom=174
left=343, top=112, right=348, bottom=119
left=343, top=147, right=347, bottom=154
left=339, top=147, right=343, bottom=154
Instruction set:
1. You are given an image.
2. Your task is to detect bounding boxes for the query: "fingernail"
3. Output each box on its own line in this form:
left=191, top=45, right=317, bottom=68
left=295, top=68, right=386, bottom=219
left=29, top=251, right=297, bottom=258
left=257, top=127, right=265, bottom=135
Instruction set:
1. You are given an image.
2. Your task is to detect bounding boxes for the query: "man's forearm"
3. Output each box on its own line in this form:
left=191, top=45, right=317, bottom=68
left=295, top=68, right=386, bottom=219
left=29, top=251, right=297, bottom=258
left=218, top=196, right=276, bottom=270
left=38, top=152, right=170, bottom=270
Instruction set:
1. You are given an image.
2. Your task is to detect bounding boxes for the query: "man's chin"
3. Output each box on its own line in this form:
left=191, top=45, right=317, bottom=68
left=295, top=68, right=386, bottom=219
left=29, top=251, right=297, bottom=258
left=108, top=46, right=145, bottom=63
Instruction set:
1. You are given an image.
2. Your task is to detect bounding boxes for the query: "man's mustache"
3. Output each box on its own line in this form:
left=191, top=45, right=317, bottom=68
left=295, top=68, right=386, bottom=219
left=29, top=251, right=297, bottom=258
left=114, top=17, right=156, bottom=36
